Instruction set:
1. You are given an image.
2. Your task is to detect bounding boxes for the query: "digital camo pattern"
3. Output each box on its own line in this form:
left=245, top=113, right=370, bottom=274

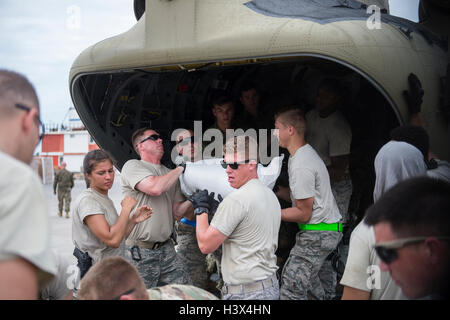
left=280, top=230, right=342, bottom=300
left=125, top=240, right=192, bottom=289
left=175, top=221, right=208, bottom=289
left=331, top=178, right=352, bottom=225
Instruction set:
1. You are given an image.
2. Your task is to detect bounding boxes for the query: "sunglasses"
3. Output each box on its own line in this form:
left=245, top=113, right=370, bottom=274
left=15, top=103, right=45, bottom=142
left=177, top=136, right=195, bottom=146
left=140, top=134, right=161, bottom=144
left=374, top=236, right=450, bottom=264
left=220, top=159, right=252, bottom=170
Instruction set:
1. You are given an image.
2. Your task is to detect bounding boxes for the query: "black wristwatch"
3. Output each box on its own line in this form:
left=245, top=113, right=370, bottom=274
left=194, top=207, right=209, bottom=216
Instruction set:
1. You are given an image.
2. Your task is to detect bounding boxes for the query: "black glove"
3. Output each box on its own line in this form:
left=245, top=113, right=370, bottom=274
left=208, top=192, right=223, bottom=216
left=403, top=73, right=424, bottom=115
left=178, top=162, right=186, bottom=173
left=189, top=189, right=211, bottom=215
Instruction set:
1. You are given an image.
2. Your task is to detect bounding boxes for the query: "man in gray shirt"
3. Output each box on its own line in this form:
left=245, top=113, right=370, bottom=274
left=121, top=127, right=192, bottom=288
left=275, top=108, right=342, bottom=300
left=0, top=69, right=56, bottom=299
left=191, top=135, right=281, bottom=300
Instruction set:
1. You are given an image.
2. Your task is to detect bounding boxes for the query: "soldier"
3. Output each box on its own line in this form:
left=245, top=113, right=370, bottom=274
left=0, top=69, right=56, bottom=298
left=191, top=136, right=281, bottom=300
left=365, top=177, right=450, bottom=300
left=274, top=108, right=342, bottom=300
left=305, top=78, right=352, bottom=228
left=78, top=256, right=218, bottom=300
left=121, top=127, right=192, bottom=288
left=173, top=129, right=208, bottom=290
left=53, top=161, right=74, bottom=218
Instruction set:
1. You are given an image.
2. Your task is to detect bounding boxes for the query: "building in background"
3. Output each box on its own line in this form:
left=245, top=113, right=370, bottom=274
left=39, top=107, right=98, bottom=174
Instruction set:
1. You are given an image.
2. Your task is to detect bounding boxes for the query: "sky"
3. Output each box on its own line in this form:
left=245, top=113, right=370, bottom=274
left=0, top=0, right=419, bottom=126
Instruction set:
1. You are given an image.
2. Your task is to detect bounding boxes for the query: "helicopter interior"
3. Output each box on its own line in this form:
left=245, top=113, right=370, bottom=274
left=71, top=57, right=400, bottom=221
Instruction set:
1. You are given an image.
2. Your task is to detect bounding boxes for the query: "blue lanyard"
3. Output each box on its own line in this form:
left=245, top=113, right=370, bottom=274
left=180, top=217, right=196, bottom=227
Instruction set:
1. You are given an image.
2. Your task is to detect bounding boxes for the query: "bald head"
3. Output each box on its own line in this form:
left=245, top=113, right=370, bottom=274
left=0, top=70, right=39, bottom=116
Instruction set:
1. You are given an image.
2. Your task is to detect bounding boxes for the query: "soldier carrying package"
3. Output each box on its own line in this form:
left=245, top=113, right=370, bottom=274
left=53, top=161, right=74, bottom=218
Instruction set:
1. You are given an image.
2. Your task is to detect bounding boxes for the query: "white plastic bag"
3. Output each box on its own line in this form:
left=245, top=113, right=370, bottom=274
left=179, top=155, right=284, bottom=198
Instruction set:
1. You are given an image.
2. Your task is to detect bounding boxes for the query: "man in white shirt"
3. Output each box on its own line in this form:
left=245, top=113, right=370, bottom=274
left=306, top=78, right=352, bottom=227
left=0, top=69, right=56, bottom=299
left=191, top=135, right=281, bottom=300
left=275, top=108, right=342, bottom=300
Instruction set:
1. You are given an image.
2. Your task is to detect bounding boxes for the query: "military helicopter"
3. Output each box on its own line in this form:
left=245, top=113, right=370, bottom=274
left=69, top=0, right=449, bottom=218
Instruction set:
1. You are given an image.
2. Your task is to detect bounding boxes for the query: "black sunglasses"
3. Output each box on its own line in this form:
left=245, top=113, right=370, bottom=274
left=15, top=103, right=45, bottom=142
left=220, top=159, right=251, bottom=170
left=140, top=134, right=161, bottom=144
left=374, top=236, right=450, bottom=264
left=177, top=136, right=195, bottom=146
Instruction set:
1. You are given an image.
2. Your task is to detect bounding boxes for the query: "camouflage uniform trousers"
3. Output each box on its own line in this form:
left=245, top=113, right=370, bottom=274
left=331, top=178, right=353, bottom=226
left=175, top=221, right=208, bottom=290
left=125, top=240, right=192, bottom=289
left=206, top=246, right=224, bottom=291
left=280, top=230, right=343, bottom=300
left=57, top=187, right=72, bottom=214
left=331, top=178, right=353, bottom=277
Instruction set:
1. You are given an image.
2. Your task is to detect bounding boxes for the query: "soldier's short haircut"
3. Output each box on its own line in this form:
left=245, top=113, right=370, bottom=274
left=131, top=127, right=151, bottom=154
left=239, top=80, right=259, bottom=95
left=78, top=256, right=148, bottom=300
left=0, top=69, right=39, bottom=115
left=223, top=135, right=259, bottom=163
left=364, top=177, right=450, bottom=238
left=274, top=107, right=306, bottom=136
left=211, top=91, right=233, bottom=108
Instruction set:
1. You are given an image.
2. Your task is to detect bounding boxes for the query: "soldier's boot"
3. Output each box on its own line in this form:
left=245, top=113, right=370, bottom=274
left=65, top=211, right=70, bottom=219
left=58, top=211, right=62, bottom=217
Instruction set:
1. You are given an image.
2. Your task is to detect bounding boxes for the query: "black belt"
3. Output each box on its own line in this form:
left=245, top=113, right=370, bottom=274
left=129, top=239, right=170, bottom=261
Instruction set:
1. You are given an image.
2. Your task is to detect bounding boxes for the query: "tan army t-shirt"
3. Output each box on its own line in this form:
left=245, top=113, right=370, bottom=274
left=121, top=159, right=184, bottom=243
left=72, top=188, right=125, bottom=264
left=340, top=221, right=408, bottom=300
left=211, top=179, right=281, bottom=285
left=0, top=150, right=56, bottom=288
left=306, top=109, right=352, bottom=167
left=288, top=144, right=341, bottom=224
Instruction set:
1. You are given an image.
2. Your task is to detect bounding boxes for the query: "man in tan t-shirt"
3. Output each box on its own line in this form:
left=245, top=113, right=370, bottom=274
left=0, top=69, right=56, bottom=299
left=275, top=108, right=342, bottom=300
left=191, top=135, right=281, bottom=300
left=121, top=127, right=192, bottom=288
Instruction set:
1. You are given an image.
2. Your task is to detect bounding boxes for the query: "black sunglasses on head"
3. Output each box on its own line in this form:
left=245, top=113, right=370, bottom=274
left=220, top=159, right=252, bottom=170
left=15, top=103, right=45, bottom=141
left=140, top=134, right=161, bottom=144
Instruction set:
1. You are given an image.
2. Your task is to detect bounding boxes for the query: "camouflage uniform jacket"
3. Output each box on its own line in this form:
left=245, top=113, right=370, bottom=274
left=53, top=168, right=74, bottom=192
